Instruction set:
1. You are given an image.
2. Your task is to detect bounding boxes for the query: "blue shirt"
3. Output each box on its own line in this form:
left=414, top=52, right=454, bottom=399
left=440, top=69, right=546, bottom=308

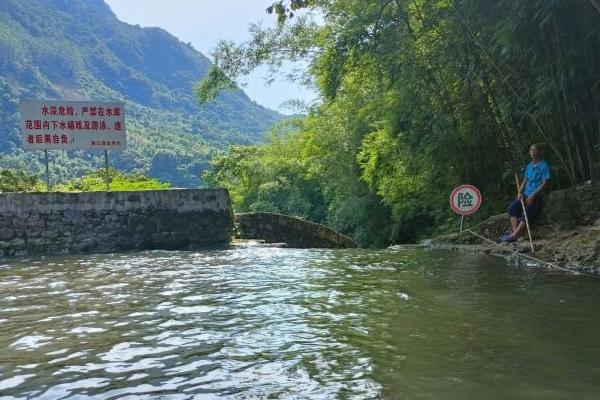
left=523, top=160, right=551, bottom=197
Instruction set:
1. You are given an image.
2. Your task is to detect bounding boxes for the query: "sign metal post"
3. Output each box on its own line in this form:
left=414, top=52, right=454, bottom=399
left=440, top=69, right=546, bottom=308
left=44, top=149, right=50, bottom=191
left=104, top=150, right=110, bottom=192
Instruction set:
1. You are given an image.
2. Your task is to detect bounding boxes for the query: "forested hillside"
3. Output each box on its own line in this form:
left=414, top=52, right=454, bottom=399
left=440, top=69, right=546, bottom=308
left=200, top=0, right=600, bottom=246
left=0, top=0, right=282, bottom=187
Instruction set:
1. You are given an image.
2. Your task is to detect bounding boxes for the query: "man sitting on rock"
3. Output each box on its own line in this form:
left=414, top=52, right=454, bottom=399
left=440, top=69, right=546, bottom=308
left=501, top=143, right=551, bottom=242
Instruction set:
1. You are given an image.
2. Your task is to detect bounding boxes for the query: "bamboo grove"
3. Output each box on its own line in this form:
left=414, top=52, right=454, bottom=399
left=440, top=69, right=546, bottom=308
left=198, top=0, right=600, bottom=245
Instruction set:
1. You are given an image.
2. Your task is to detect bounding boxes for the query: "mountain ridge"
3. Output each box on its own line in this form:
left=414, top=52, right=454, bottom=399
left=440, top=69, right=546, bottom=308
left=0, top=0, right=282, bottom=187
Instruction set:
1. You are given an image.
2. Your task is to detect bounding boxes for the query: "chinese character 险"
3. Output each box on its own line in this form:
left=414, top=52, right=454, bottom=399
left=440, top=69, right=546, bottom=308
left=458, top=192, right=474, bottom=208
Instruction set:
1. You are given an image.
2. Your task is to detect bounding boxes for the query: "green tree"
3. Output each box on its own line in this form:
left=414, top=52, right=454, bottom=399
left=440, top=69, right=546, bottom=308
left=0, top=169, right=42, bottom=192
left=199, top=0, right=600, bottom=245
left=204, top=121, right=326, bottom=221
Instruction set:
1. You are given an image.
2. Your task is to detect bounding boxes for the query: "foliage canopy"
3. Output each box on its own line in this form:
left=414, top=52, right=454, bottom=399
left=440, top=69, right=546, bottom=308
left=199, top=0, right=600, bottom=245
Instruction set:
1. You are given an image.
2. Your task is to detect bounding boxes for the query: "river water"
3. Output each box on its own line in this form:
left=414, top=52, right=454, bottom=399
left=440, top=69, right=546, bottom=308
left=1, top=246, right=599, bottom=399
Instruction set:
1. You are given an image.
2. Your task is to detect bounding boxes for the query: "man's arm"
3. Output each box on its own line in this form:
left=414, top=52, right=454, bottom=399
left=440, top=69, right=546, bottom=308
left=526, top=162, right=551, bottom=206
left=526, top=179, right=549, bottom=206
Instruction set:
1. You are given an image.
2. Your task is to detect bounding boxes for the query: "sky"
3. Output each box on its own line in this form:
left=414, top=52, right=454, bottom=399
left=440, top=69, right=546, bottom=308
left=104, top=0, right=318, bottom=114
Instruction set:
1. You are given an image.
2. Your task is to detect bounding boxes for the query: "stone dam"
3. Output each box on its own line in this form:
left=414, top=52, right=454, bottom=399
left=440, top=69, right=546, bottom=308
left=0, top=189, right=356, bottom=257
left=0, top=189, right=233, bottom=257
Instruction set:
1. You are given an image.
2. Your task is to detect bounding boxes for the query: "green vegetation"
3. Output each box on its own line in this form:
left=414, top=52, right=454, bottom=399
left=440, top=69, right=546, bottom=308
left=0, top=169, right=43, bottom=192
left=0, top=167, right=170, bottom=192
left=54, top=168, right=170, bottom=192
left=204, top=122, right=326, bottom=221
left=0, top=0, right=282, bottom=187
left=200, top=0, right=600, bottom=246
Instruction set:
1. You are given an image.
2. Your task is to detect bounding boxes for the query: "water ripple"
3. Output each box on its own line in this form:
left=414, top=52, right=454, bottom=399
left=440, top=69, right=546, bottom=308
left=1, top=248, right=599, bottom=398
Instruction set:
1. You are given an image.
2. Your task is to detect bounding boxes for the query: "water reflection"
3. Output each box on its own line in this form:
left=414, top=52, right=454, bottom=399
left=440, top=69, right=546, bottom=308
left=0, top=248, right=599, bottom=399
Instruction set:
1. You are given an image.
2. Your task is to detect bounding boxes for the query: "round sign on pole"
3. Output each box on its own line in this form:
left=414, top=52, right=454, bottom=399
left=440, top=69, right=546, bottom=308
left=449, top=184, right=482, bottom=216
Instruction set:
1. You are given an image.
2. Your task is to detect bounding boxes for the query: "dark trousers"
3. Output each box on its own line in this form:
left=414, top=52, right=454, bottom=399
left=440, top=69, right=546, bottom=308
left=507, top=195, right=543, bottom=222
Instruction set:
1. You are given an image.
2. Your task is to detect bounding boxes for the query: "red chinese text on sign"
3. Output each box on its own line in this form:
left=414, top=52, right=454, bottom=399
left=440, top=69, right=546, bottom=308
left=20, top=100, right=126, bottom=151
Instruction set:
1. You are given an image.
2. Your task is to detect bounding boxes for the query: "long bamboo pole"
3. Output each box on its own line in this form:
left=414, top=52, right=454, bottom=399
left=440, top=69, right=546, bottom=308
left=515, top=173, right=534, bottom=252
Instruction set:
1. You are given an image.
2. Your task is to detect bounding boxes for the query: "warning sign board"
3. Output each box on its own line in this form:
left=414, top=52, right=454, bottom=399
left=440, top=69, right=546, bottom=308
left=449, top=184, right=482, bottom=215
left=20, top=100, right=126, bottom=150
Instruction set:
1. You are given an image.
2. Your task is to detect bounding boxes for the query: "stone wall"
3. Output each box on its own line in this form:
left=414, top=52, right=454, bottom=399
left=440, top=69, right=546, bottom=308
left=235, top=212, right=358, bottom=248
left=537, top=181, right=600, bottom=226
left=0, top=189, right=233, bottom=257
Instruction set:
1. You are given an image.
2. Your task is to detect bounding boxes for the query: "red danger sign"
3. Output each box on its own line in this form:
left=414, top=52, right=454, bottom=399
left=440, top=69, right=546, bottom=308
left=450, top=184, right=482, bottom=215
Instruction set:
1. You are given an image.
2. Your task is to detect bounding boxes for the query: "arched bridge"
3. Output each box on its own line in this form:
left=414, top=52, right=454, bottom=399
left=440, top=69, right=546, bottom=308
left=234, top=212, right=358, bottom=249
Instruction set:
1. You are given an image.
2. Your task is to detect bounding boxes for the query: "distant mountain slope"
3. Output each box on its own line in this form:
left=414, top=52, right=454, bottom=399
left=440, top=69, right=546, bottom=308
left=0, top=0, right=282, bottom=187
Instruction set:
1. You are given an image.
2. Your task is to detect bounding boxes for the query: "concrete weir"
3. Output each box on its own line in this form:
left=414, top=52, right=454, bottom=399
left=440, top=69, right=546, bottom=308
left=0, top=189, right=234, bottom=257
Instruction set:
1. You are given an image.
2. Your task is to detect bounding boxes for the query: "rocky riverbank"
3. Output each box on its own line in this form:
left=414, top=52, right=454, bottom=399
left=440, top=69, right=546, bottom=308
left=425, top=182, right=600, bottom=275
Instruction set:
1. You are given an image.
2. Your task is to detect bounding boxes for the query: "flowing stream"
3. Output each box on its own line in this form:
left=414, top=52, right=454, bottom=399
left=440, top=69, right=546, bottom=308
left=1, top=246, right=599, bottom=399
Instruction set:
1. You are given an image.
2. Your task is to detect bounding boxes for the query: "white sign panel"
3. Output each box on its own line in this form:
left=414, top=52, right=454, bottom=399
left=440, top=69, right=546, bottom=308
left=449, top=184, right=482, bottom=215
left=20, top=100, right=126, bottom=150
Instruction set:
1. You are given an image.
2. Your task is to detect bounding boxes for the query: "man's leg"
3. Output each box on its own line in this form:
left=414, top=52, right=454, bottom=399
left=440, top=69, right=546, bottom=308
left=512, top=196, right=543, bottom=240
left=507, top=198, right=522, bottom=234
left=510, top=216, right=519, bottom=232
left=512, top=220, right=527, bottom=239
